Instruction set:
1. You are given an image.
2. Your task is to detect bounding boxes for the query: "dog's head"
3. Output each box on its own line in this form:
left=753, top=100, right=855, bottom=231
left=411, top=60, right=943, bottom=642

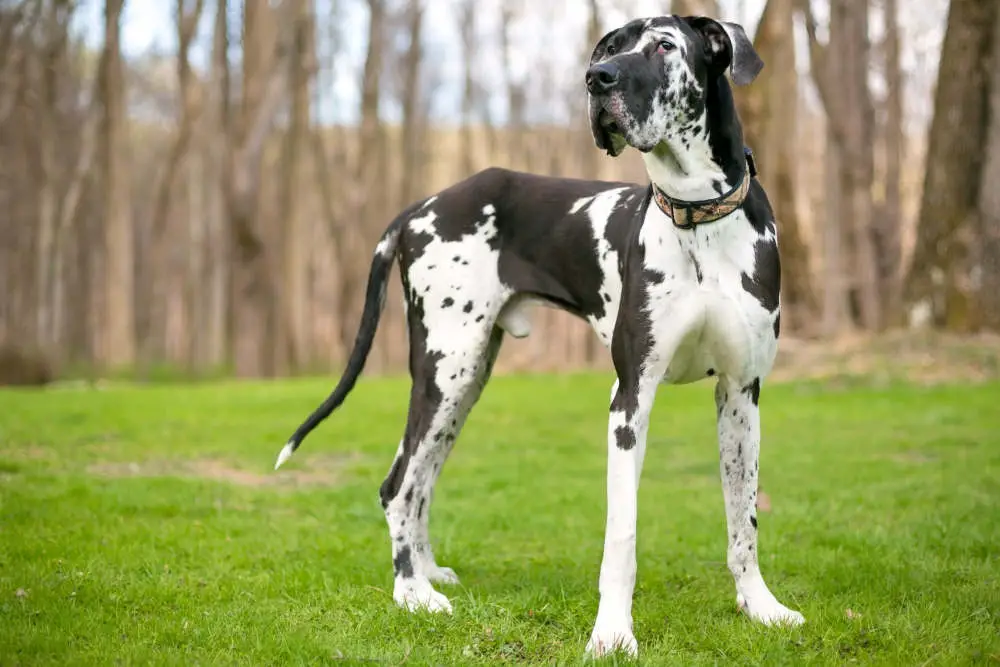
left=586, top=15, right=762, bottom=157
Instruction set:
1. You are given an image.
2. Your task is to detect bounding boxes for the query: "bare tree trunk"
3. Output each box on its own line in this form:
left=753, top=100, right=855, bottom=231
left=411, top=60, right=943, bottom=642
left=670, top=0, right=720, bottom=14
left=905, top=0, right=998, bottom=330
left=100, top=0, right=135, bottom=369
left=821, top=124, right=848, bottom=335
left=143, top=0, right=205, bottom=371
left=281, top=0, right=314, bottom=373
left=978, top=4, right=1000, bottom=330
left=879, top=0, right=904, bottom=328
left=336, top=0, right=384, bottom=362
left=34, top=0, right=64, bottom=349
left=734, top=0, right=817, bottom=334
left=399, top=0, right=425, bottom=206
left=840, top=0, right=880, bottom=331
left=458, top=0, right=476, bottom=177
left=227, top=0, right=295, bottom=377
left=800, top=0, right=851, bottom=335
left=193, top=0, right=230, bottom=371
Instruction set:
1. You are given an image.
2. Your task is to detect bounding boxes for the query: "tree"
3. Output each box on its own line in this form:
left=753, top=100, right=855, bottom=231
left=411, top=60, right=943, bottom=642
left=144, top=0, right=206, bottom=369
left=878, top=0, right=905, bottom=327
left=801, top=0, right=880, bottom=333
left=977, top=4, right=1000, bottom=329
left=905, top=0, right=999, bottom=329
left=100, top=0, right=135, bottom=368
left=281, top=0, right=315, bottom=372
left=735, top=0, right=817, bottom=334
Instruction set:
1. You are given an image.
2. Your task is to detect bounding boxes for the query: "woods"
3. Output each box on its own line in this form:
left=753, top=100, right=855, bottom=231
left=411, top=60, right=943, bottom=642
left=0, top=0, right=994, bottom=380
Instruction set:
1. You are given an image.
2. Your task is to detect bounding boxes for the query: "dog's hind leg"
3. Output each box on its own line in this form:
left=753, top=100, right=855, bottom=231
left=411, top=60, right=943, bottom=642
left=715, top=376, right=805, bottom=627
left=379, top=324, right=504, bottom=613
left=414, top=326, right=504, bottom=585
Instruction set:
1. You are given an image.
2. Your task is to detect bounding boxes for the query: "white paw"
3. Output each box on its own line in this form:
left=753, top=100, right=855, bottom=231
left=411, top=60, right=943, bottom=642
left=585, top=622, right=638, bottom=659
left=426, top=565, right=460, bottom=585
left=737, top=591, right=805, bottom=627
left=393, top=578, right=453, bottom=614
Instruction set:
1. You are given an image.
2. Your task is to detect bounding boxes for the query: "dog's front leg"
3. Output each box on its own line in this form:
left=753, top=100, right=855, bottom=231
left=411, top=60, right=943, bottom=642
left=715, top=377, right=804, bottom=627
left=586, top=374, right=658, bottom=658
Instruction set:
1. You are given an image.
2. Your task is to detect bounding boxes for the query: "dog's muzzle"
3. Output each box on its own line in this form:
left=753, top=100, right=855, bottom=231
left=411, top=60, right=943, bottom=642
left=586, top=63, right=626, bottom=156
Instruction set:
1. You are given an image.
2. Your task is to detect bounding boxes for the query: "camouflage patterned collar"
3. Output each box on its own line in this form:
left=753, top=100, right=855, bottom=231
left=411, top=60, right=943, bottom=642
left=650, top=148, right=756, bottom=230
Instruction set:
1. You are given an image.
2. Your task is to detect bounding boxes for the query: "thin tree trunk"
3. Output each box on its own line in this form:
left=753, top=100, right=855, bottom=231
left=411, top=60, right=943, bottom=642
left=879, top=0, right=904, bottom=328
left=144, top=0, right=206, bottom=371
left=800, top=0, right=851, bottom=335
left=458, top=0, right=476, bottom=176
left=281, top=0, right=314, bottom=373
left=100, top=0, right=135, bottom=369
left=840, top=0, right=880, bottom=331
left=337, top=0, right=384, bottom=361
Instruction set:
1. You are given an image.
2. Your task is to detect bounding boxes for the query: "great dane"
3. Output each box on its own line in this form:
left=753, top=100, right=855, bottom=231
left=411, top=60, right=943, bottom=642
left=276, top=13, right=804, bottom=657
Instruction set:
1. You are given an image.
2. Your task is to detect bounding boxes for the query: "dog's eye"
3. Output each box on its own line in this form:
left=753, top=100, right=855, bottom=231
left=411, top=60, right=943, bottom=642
left=606, top=43, right=617, bottom=56
left=657, top=40, right=675, bottom=54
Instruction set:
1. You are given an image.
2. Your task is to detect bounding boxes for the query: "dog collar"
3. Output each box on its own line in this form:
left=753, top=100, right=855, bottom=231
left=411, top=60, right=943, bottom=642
left=651, top=147, right=757, bottom=230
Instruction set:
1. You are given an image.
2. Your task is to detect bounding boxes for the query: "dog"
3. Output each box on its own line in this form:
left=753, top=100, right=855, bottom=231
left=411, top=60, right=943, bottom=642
left=275, top=13, right=805, bottom=658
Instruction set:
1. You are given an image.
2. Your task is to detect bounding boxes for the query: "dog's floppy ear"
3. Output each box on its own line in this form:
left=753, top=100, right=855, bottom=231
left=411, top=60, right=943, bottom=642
left=685, top=16, right=763, bottom=86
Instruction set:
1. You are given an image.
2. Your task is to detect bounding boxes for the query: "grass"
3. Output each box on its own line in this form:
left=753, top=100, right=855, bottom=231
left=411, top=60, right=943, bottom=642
left=1, top=373, right=998, bottom=665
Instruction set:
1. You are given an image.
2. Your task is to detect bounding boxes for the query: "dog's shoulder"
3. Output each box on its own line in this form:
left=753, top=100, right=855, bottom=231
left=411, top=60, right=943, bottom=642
left=742, top=178, right=777, bottom=237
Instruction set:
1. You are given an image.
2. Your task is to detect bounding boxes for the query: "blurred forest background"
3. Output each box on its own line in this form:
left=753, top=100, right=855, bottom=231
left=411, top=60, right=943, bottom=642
left=1, top=0, right=999, bottom=382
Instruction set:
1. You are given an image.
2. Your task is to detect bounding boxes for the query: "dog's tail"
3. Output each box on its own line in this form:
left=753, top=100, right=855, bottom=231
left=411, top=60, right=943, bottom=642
left=274, top=217, right=404, bottom=470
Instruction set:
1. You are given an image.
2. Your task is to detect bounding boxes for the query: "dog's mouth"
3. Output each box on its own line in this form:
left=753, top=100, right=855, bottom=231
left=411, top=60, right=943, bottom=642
left=598, top=109, right=622, bottom=136
left=590, top=102, right=629, bottom=158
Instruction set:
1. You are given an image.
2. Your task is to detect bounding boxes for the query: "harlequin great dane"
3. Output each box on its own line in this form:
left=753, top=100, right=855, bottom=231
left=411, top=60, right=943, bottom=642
left=276, top=13, right=805, bottom=658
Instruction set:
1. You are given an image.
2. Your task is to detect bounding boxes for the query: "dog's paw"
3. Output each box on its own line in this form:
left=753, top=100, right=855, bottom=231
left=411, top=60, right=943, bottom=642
left=426, top=565, right=460, bottom=585
left=585, top=623, right=638, bottom=659
left=737, top=591, right=805, bottom=627
left=393, top=579, right=453, bottom=614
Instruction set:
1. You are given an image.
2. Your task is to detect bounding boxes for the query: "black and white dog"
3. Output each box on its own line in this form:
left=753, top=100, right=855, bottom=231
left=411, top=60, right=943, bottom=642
left=276, top=14, right=804, bottom=657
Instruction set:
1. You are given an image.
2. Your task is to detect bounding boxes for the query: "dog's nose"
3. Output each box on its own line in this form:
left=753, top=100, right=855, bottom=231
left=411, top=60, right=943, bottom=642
left=586, top=62, right=620, bottom=94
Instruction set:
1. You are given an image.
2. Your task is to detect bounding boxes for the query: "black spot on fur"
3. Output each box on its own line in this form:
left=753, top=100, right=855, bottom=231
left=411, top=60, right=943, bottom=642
left=475, top=315, right=484, bottom=323
left=442, top=297, right=454, bottom=308
left=773, top=313, right=781, bottom=338
left=463, top=301, right=474, bottom=313
left=404, top=487, right=414, bottom=503
left=393, top=546, right=414, bottom=578
left=615, top=425, right=636, bottom=450
left=741, top=239, right=780, bottom=312
left=688, top=251, right=703, bottom=283
left=742, top=378, right=761, bottom=406
left=750, top=516, right=758, bottom=529
left=644, top=269, right=665, bottom=284
left=418, top=497, right=426, bottom=519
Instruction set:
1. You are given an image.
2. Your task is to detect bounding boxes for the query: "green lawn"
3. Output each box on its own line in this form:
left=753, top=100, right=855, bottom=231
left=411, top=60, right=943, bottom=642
left=1, top=374, right=998, bottom=665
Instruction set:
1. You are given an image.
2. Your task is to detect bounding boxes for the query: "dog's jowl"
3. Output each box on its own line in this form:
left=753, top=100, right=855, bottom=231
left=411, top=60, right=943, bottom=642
left=276, top=13, right=804, bottom=658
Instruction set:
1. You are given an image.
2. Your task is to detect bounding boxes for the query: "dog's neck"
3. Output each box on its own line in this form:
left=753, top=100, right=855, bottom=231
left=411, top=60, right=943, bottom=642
left=641, top=75, right=747, bottom=202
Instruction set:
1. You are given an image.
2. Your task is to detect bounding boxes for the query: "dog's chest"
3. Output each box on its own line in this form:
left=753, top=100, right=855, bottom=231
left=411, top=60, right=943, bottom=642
left=637, top=211, right=778, bottom=383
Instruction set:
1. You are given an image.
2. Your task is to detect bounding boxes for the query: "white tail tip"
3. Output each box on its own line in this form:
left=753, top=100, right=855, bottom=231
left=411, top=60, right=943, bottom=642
left=274, top=442, right=295, bottom=470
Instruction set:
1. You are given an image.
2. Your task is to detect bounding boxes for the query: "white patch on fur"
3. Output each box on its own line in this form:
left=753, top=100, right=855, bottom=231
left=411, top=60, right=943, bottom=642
left=569, top=195, right=594, bottom=215
left=583, top=187, right=630, bottom=345
left=482, top=204, right=495, bottom=215
left=274, top=442, right=294, bottom=470
left=374, top=235, right=394, bottom=258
